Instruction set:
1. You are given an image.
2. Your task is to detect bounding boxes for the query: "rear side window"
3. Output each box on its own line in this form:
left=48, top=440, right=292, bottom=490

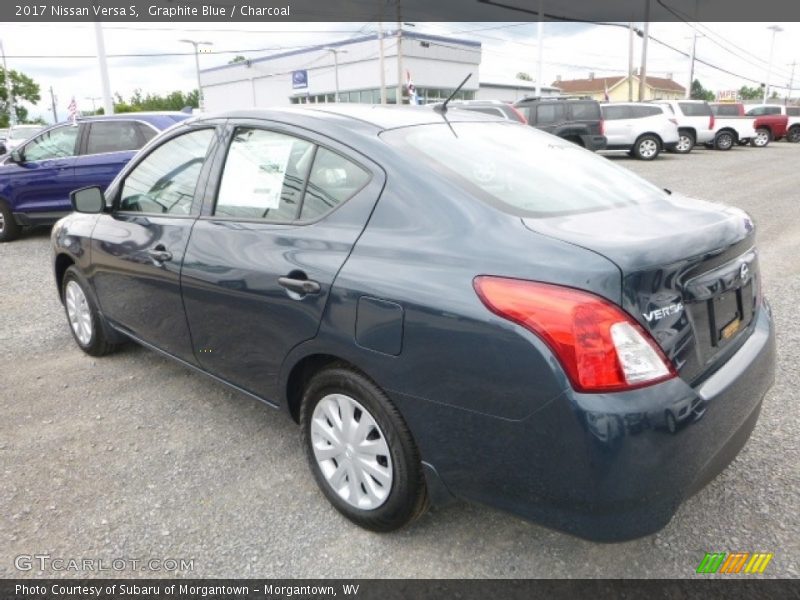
left=570, top=102, right=601, bottom=120
left=787, top=107, right=800, bottom=117
left=678, top=102, right=712, bottom=116
left=119, top=128, right=214, bottom=215
left=763, top=106, right=781, bottom=115
left=300, top=147, right=370, bottom=221
left=602, top=105, right=630, bottom=120
left=536, top=103, right=567, bottom=124
left=382, top=122, right=663, bottom=218
left=711, top=104, right=740, bottom=116
left=86, top=121, right=145, bottom=154
left=632, top=105, right=662, bottom=117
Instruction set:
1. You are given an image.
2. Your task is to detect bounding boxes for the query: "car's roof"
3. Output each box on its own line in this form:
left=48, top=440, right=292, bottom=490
left=197, top=105, right=499, bottom=132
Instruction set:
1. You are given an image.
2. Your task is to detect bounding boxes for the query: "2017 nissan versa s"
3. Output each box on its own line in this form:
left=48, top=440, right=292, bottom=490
left=52, top=106, right=775, bottom=541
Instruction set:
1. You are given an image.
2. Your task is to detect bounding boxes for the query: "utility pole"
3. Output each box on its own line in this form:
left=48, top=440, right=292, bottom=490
left=686, top=33, right=697, bottom=99
left=94, top=21, right=114, bottom=115
left=49, top=86, right=58, bottom=122
left=763, top=25, right=783, bottom=103
left=180, top=39, right=212, bottom=111
left=0, top=40, right=15, bottom=126
left=628, top=22, right=634, bottom=101
left=638, top=0, right=650, bottom=101
left=535, top=0, right=544, bottom=96
left=324, top=48, right=346, bottom=102
left=85, top=96, right=101, bottom=113
left=395, top=2, right=403, bottom=105
left=787, top=61, right=796, bottom=105
left=378, top=22, right=387, bottom=104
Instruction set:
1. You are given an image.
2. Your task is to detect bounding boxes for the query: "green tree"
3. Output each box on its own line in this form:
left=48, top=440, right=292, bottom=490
left=112, top=89, right=199, bottom=113
left=0, top=68, right=42, bottom=127
left=690, top=79, right=714, bottom=102
left=738, top=85, right=762, bottom=100
left=228, top=55, right=248, bottom=64
left=516, top=72, right=533, bottom=81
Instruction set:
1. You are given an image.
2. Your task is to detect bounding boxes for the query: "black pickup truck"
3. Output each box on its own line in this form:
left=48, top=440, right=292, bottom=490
left=513, top=96, right=607, bottom=151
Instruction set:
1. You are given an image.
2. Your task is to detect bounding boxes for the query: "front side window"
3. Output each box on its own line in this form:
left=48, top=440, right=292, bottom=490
left=86, top=121, right=145, bottom=154
left=215, top=128, right=314, bottom=221
left=119, top=128, right=214, bottom=215
left=787, top=107, right=800, bottom=117
left=23, top=125, right=79, bottom=161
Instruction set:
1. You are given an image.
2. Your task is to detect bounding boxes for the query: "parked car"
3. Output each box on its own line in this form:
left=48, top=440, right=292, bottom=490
left=0, top=113, right=188, bottom=242
left=600, top=102, right=679, bottom=160
left=742, top=104, right=797, bottom=144
left=447, top=100, right=527, bottom=123
left=710, top=103, right=789, bottom=147
left=53, top=106, right=775, bottom=542
left=706, top=104, right=757, bottom=150
left=0, top=124, right=45, bottom=155
left=647, top=100, right=715, bottom=153
left=513, top=96, right=607, bottom=151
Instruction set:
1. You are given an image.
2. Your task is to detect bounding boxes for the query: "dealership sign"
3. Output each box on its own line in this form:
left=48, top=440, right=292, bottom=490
left=292, top=70, right=308, bottom=89
left=717, top=90, right=740, bottom=102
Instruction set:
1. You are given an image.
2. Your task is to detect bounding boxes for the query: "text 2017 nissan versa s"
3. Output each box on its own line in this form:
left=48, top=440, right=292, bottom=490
left=52, top=106, right=775, bottom=541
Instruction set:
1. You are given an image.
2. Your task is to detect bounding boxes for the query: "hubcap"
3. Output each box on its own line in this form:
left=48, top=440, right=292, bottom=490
left=718, top=135, right=732, bottom=149
left=65, top=280, right=93, bottom=346
left=310, top=393, right=393, bottom=510
left=677, top=136, right=691, bottom=152
left=639, top=139, right=657, bottom=158
left=755, top=131, right=769, bottom=146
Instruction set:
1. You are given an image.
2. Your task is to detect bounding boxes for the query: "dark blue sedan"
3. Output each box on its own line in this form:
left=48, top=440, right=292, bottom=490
left=0, top=112, right=188, bottom=242
left=51, top=106, right=775, bottom=541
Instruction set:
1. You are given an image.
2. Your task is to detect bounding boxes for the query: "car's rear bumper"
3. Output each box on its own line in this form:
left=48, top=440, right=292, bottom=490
left=580, top=134, right=607, bottom=152
left=663, top=141, right=679, bottom=151
left=396, top=300, right=775, bottom=541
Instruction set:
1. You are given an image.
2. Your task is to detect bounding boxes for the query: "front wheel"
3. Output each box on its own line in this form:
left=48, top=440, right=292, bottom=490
left=750, top=127, right=771, bottom=147
left=787, top=126, right=800, bottom=143
left=300, top=365, right=428, bottom=532
left=62, top=267, right=118, bottom=356
left=0, top=200, right=21, bottom=243
left=674, top=131, right=695, bottom=154
left=633, top=134, right=660, bottom=160
left=714, top=131, right=735, bottom=151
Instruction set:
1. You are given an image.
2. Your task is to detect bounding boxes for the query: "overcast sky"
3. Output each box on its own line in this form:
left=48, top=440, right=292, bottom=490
left=1, top=21, right=797, bottom=122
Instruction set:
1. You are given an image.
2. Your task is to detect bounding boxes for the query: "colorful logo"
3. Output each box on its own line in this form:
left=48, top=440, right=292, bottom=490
left=696, top=552, right=773, bottom=574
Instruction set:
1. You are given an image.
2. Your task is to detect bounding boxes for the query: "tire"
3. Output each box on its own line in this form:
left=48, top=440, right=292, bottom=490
left=665, top=411, right=677, bottom=435
left=674, top=130, right=695, bottom=154
left=62, top=266, right=118, bottom=356
left=0, top=199, right=21, bottom=243
left=300, top=365, right=429, bottom=532
left=633, top=134, right=660, bottom=160
left=714, top=131, right=735, bottom=151
left=787, top=126, right=800, bottom=144
left=750, top=127, right=771, bottom=147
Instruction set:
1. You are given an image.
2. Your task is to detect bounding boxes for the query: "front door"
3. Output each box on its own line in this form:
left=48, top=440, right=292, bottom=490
left=90, top=126, right=218, bottom=362
left=180, top=124, right=384, bottom=401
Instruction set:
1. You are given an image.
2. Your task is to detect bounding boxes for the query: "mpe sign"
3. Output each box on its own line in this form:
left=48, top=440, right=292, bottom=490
left=292, top=70, right=308, bottom=89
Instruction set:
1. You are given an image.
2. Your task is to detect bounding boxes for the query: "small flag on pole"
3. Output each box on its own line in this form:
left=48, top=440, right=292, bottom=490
left=67, top=97, right=78, bottom=125
left=603, top=81, right=610, bottom=102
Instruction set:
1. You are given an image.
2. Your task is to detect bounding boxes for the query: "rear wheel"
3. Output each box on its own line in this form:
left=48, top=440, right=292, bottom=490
left=0, top=200, right=21, bottom=243
left=633, top=134, right=660, bottom=160
left=787, top=126, right=800, bottom=143
left=674, top=130, right=695, bottom=154
left=300, top=365, right=428, bottom=532
left=714, top=131, right=735, bottom=151
left=750, top=127, right=771, bottom=147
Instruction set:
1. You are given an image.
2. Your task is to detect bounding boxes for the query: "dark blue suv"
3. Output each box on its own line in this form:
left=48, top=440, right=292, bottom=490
left=0, top=113, right=188, bottom=242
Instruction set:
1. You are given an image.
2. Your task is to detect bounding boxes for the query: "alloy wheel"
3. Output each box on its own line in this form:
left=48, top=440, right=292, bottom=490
left=677, top=135, right=692, bottom=152
left=65, top=280, right=93, bottom=346
left=638, top=139, right=658, bottom=159
left=754, top=130, right=770, bottom=147
left=310, top=393, right=393, bottom=510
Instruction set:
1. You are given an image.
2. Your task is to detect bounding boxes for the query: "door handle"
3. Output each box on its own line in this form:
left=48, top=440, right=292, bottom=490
left=147, top=245, right=173, bottom=263
left=278, top=276, right=321, bottom=295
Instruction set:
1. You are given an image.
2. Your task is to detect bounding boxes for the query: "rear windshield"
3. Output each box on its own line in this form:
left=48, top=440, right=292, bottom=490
left=570, top=102, right=601, bottom=120
left=678, top=102, right=712, bottom=116
left=787, top=107, right=800, bottom=117
left=381, top=122, right=663, bottom=218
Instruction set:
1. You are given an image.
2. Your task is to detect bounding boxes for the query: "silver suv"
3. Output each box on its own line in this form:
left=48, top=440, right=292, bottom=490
left=601, top=103, right=680, bottom=160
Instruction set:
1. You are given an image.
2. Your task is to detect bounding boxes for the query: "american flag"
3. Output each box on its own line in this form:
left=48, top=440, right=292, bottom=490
left=405, top=69, right=418, bottom=105
left=67, top=97, right=78, bottom=124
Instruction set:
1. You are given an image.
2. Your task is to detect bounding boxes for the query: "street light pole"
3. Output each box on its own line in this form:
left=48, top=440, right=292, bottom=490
left=535, top=0, right=544, bottom=97
left=180, top=39, right=212, bottom=111
left=85, top=96, right=101, bottom=113
left=763, top=25, right=783, bottom=103
left=324, top=48, right=346, bottom=102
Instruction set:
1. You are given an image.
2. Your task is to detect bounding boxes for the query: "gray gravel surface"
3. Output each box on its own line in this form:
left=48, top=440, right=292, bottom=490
left=1, top=143, right=798, bottom=579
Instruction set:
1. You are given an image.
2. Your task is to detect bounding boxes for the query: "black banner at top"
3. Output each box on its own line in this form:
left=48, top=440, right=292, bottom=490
left=3, top=0, right=800, bottom=22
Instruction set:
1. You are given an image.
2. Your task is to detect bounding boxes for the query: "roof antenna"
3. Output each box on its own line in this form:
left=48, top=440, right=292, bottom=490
left=434, top=73, right=472, bottom=114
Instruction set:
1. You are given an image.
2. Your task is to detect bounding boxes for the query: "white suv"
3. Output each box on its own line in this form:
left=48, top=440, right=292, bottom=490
left=648, top=100, right=716, bottom=153
left=601, top=103, right=679, bottom=160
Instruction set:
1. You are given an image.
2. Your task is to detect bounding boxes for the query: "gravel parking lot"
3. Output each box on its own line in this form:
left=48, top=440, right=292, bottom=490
left=2, top=142, right=798, bottom=579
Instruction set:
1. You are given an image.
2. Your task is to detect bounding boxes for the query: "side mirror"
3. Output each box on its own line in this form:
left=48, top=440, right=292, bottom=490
left=71, top=186, right=106, bottom=214
left=9, top=149, right=23, bottom=163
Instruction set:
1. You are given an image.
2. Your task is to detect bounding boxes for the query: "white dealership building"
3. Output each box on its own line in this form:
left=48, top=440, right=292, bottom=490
left=200, top=30, right=488, bottom=109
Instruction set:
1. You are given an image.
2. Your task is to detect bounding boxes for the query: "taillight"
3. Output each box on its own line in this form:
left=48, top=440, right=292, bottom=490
left=473, top=277, right=676, bottom=393
left=709, top=114, right=715, bottom=130
left=509, top=105, right=528, bottom=124
left=599, top=118, right=605, bottom=136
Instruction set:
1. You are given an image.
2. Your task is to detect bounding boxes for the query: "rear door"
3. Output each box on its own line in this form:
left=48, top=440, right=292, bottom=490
left=601, top=105, right=633, bottom=147
left=73, top=120, right=157, bottom=193
left=180, top=122, right=385, bottom=401
left=90, top=125, right=219, bottom=362
left=532, top=103, right=567, bottom=135
left=9, top=124, right=81, bottom=215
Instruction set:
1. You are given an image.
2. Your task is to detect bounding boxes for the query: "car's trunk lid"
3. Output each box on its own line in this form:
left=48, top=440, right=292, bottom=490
left=522, top=193, right=760, bottom=383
